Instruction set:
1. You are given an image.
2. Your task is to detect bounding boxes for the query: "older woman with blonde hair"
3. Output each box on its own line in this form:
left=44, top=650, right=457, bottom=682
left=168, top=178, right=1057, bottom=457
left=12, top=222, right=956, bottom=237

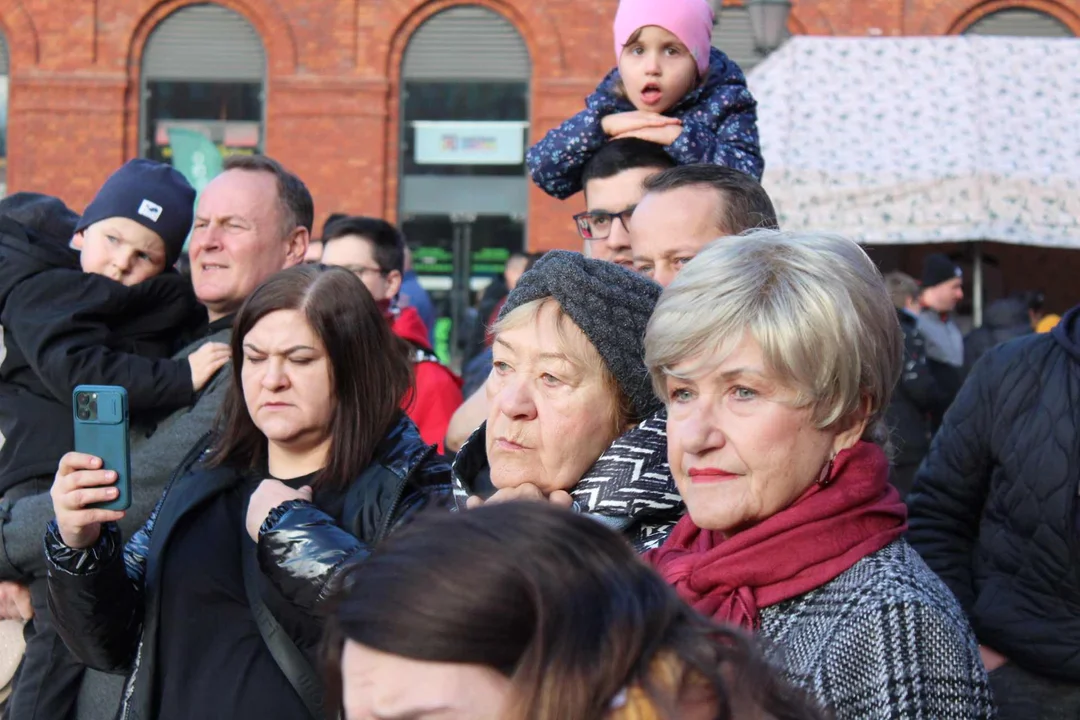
left=645, top=231, right=994, bottom=719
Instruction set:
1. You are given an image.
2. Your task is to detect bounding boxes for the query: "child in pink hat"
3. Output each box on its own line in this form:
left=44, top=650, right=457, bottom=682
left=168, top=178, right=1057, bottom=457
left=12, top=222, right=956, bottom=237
left=526, top=0, right=764, bottom=200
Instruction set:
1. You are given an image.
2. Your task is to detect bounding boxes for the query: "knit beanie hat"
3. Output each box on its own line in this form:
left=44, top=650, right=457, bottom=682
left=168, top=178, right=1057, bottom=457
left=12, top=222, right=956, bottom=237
left=921, top=253, right=962, bottom=288
left=0, top=192, right=80, bottom=243
left=75, top=159, right=196, bottom=268
left=499, top=250, right=663, bottom=420
left=614, top=0, right=715, bottom=76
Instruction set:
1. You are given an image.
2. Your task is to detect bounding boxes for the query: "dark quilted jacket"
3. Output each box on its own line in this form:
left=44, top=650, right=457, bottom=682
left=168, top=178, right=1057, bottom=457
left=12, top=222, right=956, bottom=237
left=907, top=304, right=1080, bottom=683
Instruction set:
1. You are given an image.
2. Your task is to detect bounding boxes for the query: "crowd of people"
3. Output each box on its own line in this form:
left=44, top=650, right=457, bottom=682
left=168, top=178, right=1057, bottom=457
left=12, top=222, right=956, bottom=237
left=0, top=0, right=1077, bottom=718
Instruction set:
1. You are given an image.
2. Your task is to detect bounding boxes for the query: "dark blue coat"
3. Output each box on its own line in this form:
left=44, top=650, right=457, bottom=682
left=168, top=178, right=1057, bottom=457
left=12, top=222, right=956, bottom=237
left=907, top=304, right=1080, bottom=683
left=525, top=47, right=763, bottom=199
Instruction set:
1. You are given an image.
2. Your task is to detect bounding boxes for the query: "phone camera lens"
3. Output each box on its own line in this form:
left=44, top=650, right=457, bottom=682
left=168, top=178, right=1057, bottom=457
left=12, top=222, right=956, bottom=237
left=76, top=408, right=90, bottom=421
left=77, top=393, right=90, bottom=407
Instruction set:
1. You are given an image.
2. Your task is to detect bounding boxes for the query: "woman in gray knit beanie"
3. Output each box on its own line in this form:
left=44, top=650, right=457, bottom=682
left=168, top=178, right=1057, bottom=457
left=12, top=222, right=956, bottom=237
left=452, top=250, right=684, bottom=551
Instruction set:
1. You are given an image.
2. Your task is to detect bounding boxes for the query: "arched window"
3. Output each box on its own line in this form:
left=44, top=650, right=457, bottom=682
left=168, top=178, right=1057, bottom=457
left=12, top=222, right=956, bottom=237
left=140, top=3, right=266, bottom=164
left=964, top=8, right=1073, bottom=36
left=398, top=5, right=531, bottom=362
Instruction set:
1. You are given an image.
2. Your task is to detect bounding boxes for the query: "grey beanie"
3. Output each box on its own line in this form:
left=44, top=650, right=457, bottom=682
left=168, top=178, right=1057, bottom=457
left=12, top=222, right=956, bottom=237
left=499, top=250, right=663, bottom=420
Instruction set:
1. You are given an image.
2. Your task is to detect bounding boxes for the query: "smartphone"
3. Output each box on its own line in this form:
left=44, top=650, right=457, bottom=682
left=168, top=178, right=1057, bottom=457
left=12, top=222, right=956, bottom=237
left=72, top=385, right=131, bottom=511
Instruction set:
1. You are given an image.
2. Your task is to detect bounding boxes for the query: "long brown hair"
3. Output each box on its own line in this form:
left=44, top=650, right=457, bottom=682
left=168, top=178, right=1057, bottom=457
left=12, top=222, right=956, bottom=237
left=323, top=503, right=825, bottom=719
left=209, top=264, right=413, bottom=492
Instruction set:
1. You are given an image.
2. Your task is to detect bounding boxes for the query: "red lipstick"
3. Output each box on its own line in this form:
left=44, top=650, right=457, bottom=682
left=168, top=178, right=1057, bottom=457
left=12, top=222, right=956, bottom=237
left=687, top=468, right=739, bottom=484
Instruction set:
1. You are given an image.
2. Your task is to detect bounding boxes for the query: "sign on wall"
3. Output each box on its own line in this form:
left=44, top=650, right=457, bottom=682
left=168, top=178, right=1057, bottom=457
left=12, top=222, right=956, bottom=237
left=413, top=121, right=528, bottom=165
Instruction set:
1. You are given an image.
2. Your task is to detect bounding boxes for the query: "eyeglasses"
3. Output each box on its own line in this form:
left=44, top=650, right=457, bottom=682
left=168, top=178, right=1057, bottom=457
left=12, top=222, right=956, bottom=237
left=573, top=207, right=636, bottom=241
left=338, top=265, right=389, bottom=279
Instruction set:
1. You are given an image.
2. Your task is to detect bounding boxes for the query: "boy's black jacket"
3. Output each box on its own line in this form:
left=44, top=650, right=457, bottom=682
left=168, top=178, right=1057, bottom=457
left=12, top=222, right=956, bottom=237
left=0, top=213, right=204, bottom=494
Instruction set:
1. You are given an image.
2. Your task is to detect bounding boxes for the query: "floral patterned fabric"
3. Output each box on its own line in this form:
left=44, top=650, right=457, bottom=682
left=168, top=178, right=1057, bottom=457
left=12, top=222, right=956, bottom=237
left=751, top=37, right=1080, bottom=247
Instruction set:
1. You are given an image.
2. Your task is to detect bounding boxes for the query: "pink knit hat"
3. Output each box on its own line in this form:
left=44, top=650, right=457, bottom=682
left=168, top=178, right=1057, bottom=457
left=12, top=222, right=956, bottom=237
left=613, top=0, right=715, bottom=77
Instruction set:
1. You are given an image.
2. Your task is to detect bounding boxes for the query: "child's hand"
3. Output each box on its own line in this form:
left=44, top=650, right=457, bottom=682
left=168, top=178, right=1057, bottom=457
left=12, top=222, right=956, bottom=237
left=188, top=342, right=231, bottom=392
left=601, top=111, right=681, bottom=138
left=612, top=125, right=684, bottom=146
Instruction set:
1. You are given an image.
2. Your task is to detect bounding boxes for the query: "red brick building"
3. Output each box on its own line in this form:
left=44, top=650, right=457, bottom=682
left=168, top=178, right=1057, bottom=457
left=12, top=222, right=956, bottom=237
left=0, top=0, right=1076, bottom=285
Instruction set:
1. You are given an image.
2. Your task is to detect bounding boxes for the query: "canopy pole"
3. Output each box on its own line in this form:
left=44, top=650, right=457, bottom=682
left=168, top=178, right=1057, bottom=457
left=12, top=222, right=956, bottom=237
left=972, top=242, right=984, bottom=328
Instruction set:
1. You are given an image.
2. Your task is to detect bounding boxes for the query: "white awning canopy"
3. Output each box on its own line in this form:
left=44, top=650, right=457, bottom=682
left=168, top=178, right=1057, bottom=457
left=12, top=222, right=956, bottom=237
left=750, top=36, right=1080, bottom=248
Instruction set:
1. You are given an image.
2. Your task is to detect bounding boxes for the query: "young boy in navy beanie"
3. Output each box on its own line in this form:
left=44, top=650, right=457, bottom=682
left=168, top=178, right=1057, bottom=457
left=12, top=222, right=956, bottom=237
left=0, top=161, right=231, bottom=719
left=71, top=158, right=197, bottom=283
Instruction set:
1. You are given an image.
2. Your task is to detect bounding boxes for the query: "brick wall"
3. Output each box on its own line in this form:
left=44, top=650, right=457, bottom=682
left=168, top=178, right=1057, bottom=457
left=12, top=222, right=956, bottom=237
left=2, top=0, right=1079, bottom=261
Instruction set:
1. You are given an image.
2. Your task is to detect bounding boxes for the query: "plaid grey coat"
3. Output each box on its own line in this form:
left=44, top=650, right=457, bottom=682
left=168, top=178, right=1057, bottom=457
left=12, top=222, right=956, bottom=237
left=760, top=539, right=995, bottom=719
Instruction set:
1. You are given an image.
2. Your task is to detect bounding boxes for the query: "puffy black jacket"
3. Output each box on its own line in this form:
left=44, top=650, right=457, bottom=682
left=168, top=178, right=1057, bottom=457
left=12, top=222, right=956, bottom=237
left=45, top=414, right=453, bottom=720
left=907, top=304, right=1080, bottom=683
left=885, top=309, right=950, bottom=469
left=0, top=214, right=204, bottom=492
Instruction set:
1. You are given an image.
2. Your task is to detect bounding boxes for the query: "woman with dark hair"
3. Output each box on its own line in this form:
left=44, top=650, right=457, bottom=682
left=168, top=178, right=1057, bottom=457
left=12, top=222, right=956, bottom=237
left=45, top=265, right=453, bottom=720
left=327, top=502, right=825, bottom=720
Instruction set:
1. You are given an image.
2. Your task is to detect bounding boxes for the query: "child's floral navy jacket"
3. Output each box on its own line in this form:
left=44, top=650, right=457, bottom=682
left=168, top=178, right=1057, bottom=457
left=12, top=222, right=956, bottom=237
left=526, top=47, right=764, bottom=200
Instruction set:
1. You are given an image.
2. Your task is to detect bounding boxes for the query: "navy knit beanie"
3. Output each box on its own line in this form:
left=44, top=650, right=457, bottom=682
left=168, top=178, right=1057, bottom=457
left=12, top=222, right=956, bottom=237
left=75, top=159, right=196, bottom=268
left=921, top=253, right=962, bottom=289
left=499, top=250, right=663, bottom=420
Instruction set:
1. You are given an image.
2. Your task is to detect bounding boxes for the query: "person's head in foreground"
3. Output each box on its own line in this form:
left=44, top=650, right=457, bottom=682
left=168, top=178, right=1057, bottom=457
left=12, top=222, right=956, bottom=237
left=644, top=231, right=994, bottom=716
left=629, top=164, right=778, bottom=287
left=325, top=502, right=826, bottom=720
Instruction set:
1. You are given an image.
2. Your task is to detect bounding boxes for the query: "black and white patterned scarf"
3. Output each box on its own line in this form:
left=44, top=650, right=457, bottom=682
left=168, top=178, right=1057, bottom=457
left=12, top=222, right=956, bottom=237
left=451, top=410, right=684, bottom=553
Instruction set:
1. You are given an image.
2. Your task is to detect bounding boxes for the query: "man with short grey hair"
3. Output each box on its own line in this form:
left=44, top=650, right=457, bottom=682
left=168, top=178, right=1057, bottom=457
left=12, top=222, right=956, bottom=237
left=629, top=164, right=778, bottom=287
left=0, top=154, right=313, bottom=720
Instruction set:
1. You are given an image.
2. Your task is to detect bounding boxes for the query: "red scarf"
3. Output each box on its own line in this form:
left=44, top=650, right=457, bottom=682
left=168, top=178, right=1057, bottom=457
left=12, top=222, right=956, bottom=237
left=647, top=441, right=907, bottom=631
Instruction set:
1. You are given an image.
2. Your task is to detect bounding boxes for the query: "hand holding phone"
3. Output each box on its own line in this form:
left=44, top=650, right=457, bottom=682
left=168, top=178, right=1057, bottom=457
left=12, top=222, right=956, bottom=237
left=51, top=452, right=127, bottom=549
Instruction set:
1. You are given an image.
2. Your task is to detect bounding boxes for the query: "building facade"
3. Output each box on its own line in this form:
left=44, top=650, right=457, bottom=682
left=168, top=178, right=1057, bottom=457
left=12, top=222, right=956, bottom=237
left=0, top=0, right=1076, bottom=278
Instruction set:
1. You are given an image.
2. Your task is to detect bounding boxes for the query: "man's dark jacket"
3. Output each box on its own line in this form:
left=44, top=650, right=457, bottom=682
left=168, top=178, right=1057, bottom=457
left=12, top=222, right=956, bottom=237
left=907, top=304, right=1080, bottom=683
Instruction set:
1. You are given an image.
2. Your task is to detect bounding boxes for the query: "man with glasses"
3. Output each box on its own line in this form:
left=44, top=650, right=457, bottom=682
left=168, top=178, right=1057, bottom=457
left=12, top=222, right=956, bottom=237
left=322, top=216, right=462, bottom=452
left=573, top=138, right=677, bottom=269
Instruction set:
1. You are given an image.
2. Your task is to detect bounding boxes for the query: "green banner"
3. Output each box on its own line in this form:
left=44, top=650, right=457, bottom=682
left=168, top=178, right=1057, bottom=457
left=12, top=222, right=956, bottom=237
left=167, top=128, right=223, bottom=192
left=167, top=128, right=223, bottom=252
